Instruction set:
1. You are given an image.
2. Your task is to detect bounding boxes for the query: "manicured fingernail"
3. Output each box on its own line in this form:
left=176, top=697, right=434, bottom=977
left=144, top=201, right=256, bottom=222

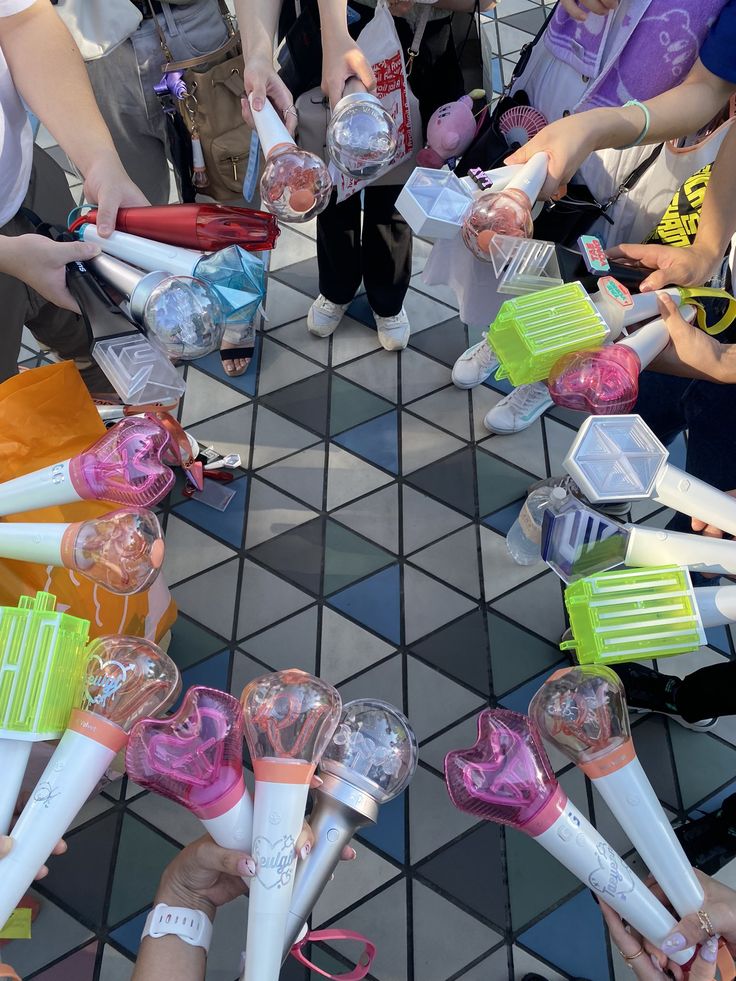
left=701, top=937, right=719, bottom=963
left=347, top=848, right=357, bottom=861
left=650, top=954, right=664, bottom=972
left=238, top=858, right=256, bottom=877
left=663, top=932, right=687, bottom=951
left=300, top=842, right=311, bottom=860
left=252, top=97, right=263, bottom=111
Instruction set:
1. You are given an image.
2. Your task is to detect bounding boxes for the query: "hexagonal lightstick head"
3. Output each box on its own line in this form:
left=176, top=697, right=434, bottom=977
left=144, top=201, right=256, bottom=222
left=563, top=415, right=669, bottom=503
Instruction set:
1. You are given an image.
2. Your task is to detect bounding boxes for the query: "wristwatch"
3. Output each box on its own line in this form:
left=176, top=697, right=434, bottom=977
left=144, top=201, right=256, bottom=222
left=141, top=903, right=213, bottom=953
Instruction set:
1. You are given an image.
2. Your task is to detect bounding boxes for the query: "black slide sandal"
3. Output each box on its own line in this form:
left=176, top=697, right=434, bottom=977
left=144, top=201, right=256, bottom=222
left=219, top=344, right=254, bottom=377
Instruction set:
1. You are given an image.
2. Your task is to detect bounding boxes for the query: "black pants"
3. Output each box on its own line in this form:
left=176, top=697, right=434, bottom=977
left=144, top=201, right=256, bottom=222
left=674, top=661, right=736, bottom=723
left=317, top=185, right=412, bottom=316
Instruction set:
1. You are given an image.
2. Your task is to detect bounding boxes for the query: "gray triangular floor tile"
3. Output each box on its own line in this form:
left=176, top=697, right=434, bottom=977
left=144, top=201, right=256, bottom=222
left=327, top=445, right=393, bottom=510
left=420, top=714, right=481, bottom=773
left=333, top=484, right=399, bottom=553
left=237, top=558, right=313, bottom=638
left=513, top=946, right=567, bottom=981
left=407, top=386, right=471, bottom=440
left=2, top=890, right=93, bottom=976
left=402, top=486, right=470, bottom=553
left=407, top=657, right=485, bottom=742
left=162, top=515, right=235, bottom=585
left=241, top=606, right=318, bottom=673
left=328, top=880, right=408, bottom=981
left=410, top=766, right=479, bottom=861
left=313, top=842, right=399, bottom=925
left=404, top=287, right=456, bottom=333
left=256, top=336, right=323, bottom=396
left=263, top=279, right=313, bottom=328
left=404, top=566, right=476, bottom=645
left=171, top=559, right=239, bottom=637
left=401, top=349, right=453, bottom=402
left=257, top=443, right=326, bottom=509
left=231, top=648, right=279, bottom=694
left=189, top=405, right=253, bottom=465
left=331, top=314, right=383, bottom=365
left=251, top=406, right=320, bottom=469
left=413, top=883, right=502, bottom=981
left=409, top=526, right=481, bottom=598
left=401, top=412, right=465, bottom=475
left=269, top=224, right=317, bottom=270
left=336, top=349, right=398, bottom=402
left=482, top=421, right=547, bottom=478
left=458, top=946, right=510, bottom=980
left=338, top=651, right=404, bottom=707
left=180, top=368, right=249, bottom=427
left=480, top=526, right=547, bottom=601
left=100, top=945, right=134, bottom=981
left=129, top=791, right=203, bottom=846
left=320, top=607, right=395, bottom=684
left=471, top=385, right=505, bottom=442
left=244, top=478, right=318, bottom=548
left=543, top=416, right=579, bottom=477
left=491, top=572, right=566, bottom=643
left=269, top=317, right=330, bottom=365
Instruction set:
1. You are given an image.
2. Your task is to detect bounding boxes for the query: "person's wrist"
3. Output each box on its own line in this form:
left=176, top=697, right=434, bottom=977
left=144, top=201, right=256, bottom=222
left=75, top=143, right=120, bottom=181
left=689, top=240, right=723, bottom=280
left=589, top=107, right=635, bottom=152
left=154, top=879, right=216, bottom=921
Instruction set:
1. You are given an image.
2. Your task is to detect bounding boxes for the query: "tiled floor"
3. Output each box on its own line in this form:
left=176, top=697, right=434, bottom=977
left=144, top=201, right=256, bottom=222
left=8, top=1, right=736, bottom=979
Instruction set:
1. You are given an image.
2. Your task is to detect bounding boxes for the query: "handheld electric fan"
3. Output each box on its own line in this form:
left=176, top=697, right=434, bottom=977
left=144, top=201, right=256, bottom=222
left=0, top=506, right=165, bottom=595
left=444, top=709, right=695, bottom=965
left=541, top=495, right=736, bottom=583
left=0, top=416, right=174, bottom=516
left=461, top=152, right=548, bottom=260
left=326, top=78, right=397, bottom=180
left=498, top=105, right=548, bottom=147
left=250, top=96, right=333, bottom=222
left=529, top=665, right=704, bottom=919
left=78, top=226, right=267, bottom=334
left=241, top=669, right=341, bottom=981
left=564, top=414, right=736, bottom=537
left=282, top=699, right=417, bottom=957
left=81, top=203, right=280, bottom=252
left=125, top=686, right=252, bottom=850
left=0, top=591, right=89, bottom=835
left=0, top=635, right=180, bottom=930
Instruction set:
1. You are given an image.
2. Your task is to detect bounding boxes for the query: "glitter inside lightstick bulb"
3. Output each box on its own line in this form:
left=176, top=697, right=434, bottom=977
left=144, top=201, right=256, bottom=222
left=327, top=92, right=397, bottom=180
left=548, top=345, right=643, bottom=415
left=462, top=188, right=535, bottom=259
left=260, top=147, right=332, bottom=222
left=141, top=275, right=225, bottom=361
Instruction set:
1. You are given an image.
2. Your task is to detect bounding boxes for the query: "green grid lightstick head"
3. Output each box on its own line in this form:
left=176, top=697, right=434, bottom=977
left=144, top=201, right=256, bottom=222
left=487, top=282, right=609, bottom=386
left=561, top=566, right=705, bottom=665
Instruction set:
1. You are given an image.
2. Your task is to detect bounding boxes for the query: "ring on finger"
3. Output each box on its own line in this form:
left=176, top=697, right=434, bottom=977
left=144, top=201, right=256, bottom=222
left=618, top=946, right=644, bottom=968
left=285, top=105, right=298, bottom=117
left=697, top=908, right=716, bottom=938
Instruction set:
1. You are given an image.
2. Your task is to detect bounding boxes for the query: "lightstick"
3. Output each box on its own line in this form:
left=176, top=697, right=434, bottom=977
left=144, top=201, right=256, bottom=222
left=445, top=709, right=695, bottom=965
left=250, top=97, right=333, bottom=222
left=282, top=699, right=417, bottom=956
left=326, top=78, right=397, bottom=180
left=241, top=669, right=341, bottom=981
left=0, top=507, right=165, bottom=595
left=0, top=635, right=180, bottom=929
left=529, top=666, right=704, bottom=918
left=125, top=686, right=252, bottom=850
left=0, top=416, right=174, bottom=516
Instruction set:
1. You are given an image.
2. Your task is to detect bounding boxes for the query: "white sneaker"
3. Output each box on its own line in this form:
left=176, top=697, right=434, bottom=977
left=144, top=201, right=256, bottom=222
left=374, top=307, right=410, bottom=351
left=484, top=381, right=553, bottom=434
left=308, top=295, right=349, bottom=337
left=452, top=339, right=498, bottom=389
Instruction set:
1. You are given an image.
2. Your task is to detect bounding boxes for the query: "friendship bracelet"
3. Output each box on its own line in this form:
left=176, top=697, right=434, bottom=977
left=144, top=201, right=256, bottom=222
left=620, top=99, right=651, bottom=148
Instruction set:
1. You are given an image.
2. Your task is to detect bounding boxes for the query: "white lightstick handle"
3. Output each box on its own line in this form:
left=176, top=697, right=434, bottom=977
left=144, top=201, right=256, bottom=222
left=0, top=460, right=78, bottom=517
left=617, top=317, right=672, bottom=370
left=0, top=523, right=66, bottom=565
left=626, top=525, right=736, bottom=575
left=80, top=225, right=201, bottom=278
left=506, top=152, right=547, bottom=202
left=200, top=792, right=253, bottom=853
left=0, top=741, right=33, bottom=836
left=534, top=799, right=695, bottom=965
left=250, top=97, right=294, bottom=159
left=593, top=759, right=703, bottom=919
left=654, top=465, right=736, bottom=537
left=459, top=165, right=524, bottom=194
left=694, top=584, right=736, bottom=627
left=623, top=289, right=681, bottom=328
left=0, top=726, right=117, bottom=929
left=243, top=780, right=310, bottom=981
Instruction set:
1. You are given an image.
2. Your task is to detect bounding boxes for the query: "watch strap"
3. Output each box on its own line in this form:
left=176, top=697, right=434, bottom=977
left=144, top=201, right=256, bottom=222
left=142, top=903, right=213, bottom=952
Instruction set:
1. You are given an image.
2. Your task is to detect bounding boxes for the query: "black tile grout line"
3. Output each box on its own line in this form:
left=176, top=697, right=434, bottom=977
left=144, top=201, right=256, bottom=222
left=24, top=936, right=104, bottom=980
left=443, top=941, right=508, bottom=981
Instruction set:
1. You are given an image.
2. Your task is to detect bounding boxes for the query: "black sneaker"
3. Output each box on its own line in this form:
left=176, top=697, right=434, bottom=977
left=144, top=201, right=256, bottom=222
left=676, top=793, right=736, bottom=875
left=612, top=662, right=681, bottom=715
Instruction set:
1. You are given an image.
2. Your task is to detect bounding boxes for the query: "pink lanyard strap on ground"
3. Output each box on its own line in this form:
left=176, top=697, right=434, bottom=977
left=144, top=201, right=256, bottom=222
left=290, top=929, right=376, bottom=980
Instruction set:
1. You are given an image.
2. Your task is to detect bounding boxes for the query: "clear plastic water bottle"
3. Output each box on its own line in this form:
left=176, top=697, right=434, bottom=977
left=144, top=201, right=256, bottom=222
left=506, top=485, right=568, bottom=565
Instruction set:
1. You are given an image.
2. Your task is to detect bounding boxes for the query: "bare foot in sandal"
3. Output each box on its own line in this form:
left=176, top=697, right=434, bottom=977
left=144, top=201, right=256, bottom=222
left=220, top=338, right=253, bottom=377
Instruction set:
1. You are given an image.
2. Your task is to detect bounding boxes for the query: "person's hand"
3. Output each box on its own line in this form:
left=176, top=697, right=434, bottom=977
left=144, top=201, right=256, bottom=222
left=607, top=242, right=720, bottom=292
left=155, top=836, right=254, bottom=919
left=0, top=235, right=101, bottom=314
left=660, top=869, right=736, bottom=961
left=560, top=0, right=618, bottom=20
left=242, top=54, right=298, bottom=137
left=648, top=291, right=727, bottom=384
left=82, top=149, right=148, bottom=238
left=0, top=834, right=67, bottom=882
left=505, top=114, right=596, bottom=199
left=321, top=32, right=375, bottom=110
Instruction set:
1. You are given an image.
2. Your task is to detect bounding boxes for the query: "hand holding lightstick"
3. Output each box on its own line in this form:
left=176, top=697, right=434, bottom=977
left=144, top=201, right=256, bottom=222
left=241, top=669, right=341, bottom=981
left=0, top=416, right=174, bottom=517
left=282, top=699, right=417, bottom=957
left=0, top=635, right=180, bottom=930
left=0, top=507, right=165, bottom=595
left=444, top=708, right=695, bottom=965
left=327, top=78, right=397, bottom=180
left=529, top=666, right=704, bottom=920
left=125, top=686, right=252, bottom=851
left=250, top=97, right=333, bottom=222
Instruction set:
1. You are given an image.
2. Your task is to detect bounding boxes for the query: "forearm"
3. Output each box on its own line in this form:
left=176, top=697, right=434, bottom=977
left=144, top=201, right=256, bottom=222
left=650, top=336, right=736, bottom=383
left=317, top=0, right=350, bottom=47
left=690, top=122, right=736, bottom=268
left=131, top=887, right=212, bottom=981
left=235, top=0, right=282, bottom=59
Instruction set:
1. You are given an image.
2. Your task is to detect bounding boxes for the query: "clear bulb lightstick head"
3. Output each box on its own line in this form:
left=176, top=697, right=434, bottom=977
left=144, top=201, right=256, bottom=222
left=81, top=635, right=180, bottom=729
left=125, top=686, right=245, bottom=817
left=444, top=709, right=559, bottom=830
left=142, top=276, right=225, bottom=361
left=260, top=147, right=333, bottom=223
left=461, top=189, right=534, bottom=261
left=71, top=416, right=175, bottom=507
left=548, top=346, right=642, bottom=416
left=529, top=666, right=632, bottom=775
left=241, top=669, right=342, bottom=767
left=62, top=507, right=165, bottom=595
left=326, top=94, right=398, bottom=180
left=320, top=699, right=418, bottom=803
